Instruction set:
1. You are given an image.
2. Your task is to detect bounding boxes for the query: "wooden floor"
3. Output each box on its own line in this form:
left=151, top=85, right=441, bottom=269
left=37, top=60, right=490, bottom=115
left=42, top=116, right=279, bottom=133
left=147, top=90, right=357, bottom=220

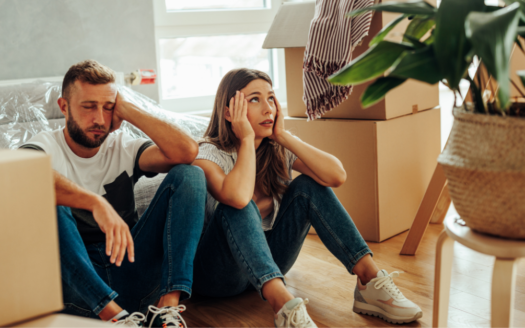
left=180, top=221, right=525, bottom=327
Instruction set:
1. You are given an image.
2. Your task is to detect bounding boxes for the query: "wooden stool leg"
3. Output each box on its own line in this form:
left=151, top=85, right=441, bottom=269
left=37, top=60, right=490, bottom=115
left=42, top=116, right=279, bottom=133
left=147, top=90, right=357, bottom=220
left=491, top=258, right=518, bottom=327
left=430, top=186, right=451, bottom=225
left=401, top=164, right=448, bottom=255
left=433, top=230, right=454, bottom=328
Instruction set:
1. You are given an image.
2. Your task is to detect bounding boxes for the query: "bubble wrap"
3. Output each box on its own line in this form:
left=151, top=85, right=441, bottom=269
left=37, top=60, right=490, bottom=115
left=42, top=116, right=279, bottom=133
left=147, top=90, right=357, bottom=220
left=0, top=81, right=210, bottom=150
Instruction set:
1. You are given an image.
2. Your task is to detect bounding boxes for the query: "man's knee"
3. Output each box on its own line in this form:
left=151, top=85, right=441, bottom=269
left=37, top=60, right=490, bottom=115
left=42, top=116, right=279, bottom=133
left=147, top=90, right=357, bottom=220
left=165, top=164, right=206, bottom=191
left=56, top=206, right=77, bottom=226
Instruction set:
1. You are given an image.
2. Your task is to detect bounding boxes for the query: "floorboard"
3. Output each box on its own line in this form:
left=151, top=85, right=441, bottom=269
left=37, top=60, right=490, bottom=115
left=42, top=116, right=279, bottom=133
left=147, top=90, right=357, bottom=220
left=179, top=222, right=525, bottom=327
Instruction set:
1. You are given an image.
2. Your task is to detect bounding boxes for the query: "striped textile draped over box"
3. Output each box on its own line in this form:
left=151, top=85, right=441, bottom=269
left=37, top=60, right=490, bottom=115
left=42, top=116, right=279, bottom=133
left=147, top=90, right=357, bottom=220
left=303, top=0, right=374, bottom=120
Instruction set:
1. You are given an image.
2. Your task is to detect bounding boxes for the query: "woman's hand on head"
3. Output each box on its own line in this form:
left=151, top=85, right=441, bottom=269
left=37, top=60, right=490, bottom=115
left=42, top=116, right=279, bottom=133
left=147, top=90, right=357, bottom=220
left=269, top=97, right=286, bottom=143
left=229, top=91, right=255, bottom=142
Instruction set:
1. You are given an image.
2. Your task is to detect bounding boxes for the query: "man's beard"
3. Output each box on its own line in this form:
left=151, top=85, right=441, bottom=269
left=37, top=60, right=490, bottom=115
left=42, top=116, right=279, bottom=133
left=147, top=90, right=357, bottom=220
left=67, top=110, right=109, bottom=149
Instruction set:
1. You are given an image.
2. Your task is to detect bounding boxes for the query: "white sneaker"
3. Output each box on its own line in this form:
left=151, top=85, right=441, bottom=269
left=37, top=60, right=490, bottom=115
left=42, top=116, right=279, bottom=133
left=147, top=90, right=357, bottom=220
left=112, top=312, right=146, bottom=327
left=274, top=298, right=317, bottom=328
left=145, top=305, right=187, bottom=328
left=353, top=270, right=423, bottom=324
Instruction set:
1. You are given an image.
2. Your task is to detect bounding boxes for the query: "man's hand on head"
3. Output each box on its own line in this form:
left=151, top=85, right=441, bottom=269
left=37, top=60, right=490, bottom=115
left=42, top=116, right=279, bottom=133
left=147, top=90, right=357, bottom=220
left=110, top=92, right=127, bottom=133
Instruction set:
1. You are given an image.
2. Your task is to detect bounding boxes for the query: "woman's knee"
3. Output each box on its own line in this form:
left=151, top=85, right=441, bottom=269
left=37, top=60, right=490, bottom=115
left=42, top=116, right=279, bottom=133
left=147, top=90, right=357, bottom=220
left=288, top=174, right=327, bottom=194
left=216, top=200, right=261, bottom=222
left=212, top=201, right=264, bottom=235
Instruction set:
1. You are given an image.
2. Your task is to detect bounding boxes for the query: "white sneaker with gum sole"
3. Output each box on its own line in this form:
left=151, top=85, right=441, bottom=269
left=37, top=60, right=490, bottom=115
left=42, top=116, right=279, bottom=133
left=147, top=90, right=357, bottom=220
left=274, top=298, right=317, bottom=328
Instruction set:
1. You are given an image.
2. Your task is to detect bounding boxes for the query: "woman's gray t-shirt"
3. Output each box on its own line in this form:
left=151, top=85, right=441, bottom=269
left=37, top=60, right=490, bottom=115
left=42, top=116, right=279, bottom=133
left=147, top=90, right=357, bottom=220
left=196, top=142, right=297, bottom=231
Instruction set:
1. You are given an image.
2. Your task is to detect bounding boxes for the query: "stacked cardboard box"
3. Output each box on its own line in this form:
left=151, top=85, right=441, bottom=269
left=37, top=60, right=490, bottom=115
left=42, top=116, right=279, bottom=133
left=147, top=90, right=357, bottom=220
left=263, top=1, right=440, bottom=242
left=0, top=150, right=108, bottom=327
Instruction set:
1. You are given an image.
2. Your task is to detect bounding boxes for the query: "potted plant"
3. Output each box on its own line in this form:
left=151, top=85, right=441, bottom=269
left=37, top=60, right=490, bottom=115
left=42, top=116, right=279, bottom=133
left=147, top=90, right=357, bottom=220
left=328, top=0, right=525, bottom=239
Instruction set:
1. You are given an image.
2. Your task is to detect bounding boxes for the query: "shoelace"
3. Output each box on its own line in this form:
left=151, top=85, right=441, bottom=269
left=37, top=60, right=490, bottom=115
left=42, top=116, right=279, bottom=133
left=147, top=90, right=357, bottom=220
left=286, top=299, right=312, bottom=327
left=113, top=312, right=146, bottom=326
left=371, top=271, right=405, bottom=301
left=148, top=305, right=187, bottom=328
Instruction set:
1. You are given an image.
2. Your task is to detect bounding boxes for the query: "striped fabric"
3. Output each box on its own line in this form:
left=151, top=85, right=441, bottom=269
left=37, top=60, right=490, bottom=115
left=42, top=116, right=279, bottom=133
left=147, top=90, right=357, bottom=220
left=303, top=0, right=375, bottom=120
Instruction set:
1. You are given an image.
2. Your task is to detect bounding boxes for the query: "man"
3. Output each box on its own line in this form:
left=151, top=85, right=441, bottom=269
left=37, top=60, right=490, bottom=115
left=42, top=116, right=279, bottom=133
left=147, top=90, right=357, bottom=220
left=20, top=60, right=206, bottom=327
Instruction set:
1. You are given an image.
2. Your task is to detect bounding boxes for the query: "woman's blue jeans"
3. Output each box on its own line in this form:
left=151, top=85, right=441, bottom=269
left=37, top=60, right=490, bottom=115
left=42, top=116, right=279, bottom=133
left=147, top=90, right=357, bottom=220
left=57, top=165, right=206, bottom=318
left=192, top=174, right=372, bottom=299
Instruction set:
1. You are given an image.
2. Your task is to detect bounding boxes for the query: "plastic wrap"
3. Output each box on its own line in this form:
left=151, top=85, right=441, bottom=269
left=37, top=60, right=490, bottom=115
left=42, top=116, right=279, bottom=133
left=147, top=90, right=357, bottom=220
left=0, top=81, right=210, bottom=150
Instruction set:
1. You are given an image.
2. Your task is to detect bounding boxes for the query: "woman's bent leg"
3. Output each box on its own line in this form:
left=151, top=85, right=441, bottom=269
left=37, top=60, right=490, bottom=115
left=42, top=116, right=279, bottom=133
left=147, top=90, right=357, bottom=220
left=193, top=201, right=284, bottom=299
left=267, top=175, right=422, bottom=324
left=266, top=175, right=372, bottom=276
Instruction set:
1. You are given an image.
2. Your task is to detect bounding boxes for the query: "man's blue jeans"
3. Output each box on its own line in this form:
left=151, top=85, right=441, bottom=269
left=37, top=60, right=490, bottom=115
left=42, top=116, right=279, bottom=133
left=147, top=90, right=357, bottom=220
left=192, top=174, right=372, bottom=299
left=57, top=165, right=206, bottom=318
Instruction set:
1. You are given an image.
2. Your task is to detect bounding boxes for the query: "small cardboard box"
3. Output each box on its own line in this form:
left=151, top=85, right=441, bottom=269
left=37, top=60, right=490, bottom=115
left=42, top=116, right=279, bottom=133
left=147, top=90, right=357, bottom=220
left=0, top=150, right=62, bottom=326
left=287, top=108, right=441, bottom=242
left=263, top=0, right=439, bottom=120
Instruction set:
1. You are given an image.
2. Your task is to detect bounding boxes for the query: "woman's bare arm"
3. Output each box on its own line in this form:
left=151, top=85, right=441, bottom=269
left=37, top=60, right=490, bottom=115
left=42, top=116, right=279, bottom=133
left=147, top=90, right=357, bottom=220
left=193, top=91, right=256, bottom=209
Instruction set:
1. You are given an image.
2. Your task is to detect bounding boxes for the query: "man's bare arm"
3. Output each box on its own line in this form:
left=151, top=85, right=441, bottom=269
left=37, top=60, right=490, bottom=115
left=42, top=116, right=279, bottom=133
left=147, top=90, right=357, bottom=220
left=54, top=170, right=134, bottom=266
left=111, top=93, right=199, bottom=173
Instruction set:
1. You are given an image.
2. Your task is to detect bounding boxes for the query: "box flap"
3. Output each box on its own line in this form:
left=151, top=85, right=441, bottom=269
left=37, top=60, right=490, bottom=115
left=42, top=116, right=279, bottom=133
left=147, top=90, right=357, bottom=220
left=262, top=1, right=315, bottom=49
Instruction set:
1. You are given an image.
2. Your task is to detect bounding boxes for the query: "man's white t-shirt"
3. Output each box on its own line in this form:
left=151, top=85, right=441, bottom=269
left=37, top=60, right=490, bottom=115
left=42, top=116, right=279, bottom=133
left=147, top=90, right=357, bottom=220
left=20, top=129, right=156, bottom=244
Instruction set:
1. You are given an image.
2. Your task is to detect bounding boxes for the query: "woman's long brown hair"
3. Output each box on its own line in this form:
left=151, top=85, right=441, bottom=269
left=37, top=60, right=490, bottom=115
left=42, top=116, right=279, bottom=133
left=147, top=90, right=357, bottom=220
left=201, top=68, right=289, bottom=199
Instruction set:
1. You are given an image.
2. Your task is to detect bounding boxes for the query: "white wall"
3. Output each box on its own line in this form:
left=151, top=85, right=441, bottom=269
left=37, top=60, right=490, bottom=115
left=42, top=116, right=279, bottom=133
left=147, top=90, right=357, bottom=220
left=0, top=0, right=159, bottom=101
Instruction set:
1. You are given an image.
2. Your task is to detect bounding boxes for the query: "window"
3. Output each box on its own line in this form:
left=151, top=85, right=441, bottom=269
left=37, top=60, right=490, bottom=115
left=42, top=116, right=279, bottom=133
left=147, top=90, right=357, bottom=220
left=159, top=34, right=276, bottom=100
left=165, top=0, right=268, bottom=11
left=153, top=0, right=285, bottom=114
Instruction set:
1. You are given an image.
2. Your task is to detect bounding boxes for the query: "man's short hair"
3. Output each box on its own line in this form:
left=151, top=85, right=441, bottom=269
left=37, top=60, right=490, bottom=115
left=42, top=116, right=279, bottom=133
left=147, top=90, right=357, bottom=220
left=62, top=60, right=116, bottom=101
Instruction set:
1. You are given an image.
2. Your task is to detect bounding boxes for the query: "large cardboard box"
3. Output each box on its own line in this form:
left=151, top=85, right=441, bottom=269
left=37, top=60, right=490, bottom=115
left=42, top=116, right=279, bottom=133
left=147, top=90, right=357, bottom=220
left=263, top=1, right=439, bottom=120
left=0, top=150, right=62, bottom=326
left=287, top=108, right=441, bottom=242
left=0, top=150, right=124, bottom=327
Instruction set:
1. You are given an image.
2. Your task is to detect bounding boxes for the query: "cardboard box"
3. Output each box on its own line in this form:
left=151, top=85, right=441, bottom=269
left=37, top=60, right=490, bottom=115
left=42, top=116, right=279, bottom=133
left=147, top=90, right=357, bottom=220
left=0, top=150, right=62, bottom=326
left=287, top=108, right=441, bottom=242
left=263, top=0, right=439, bottom=120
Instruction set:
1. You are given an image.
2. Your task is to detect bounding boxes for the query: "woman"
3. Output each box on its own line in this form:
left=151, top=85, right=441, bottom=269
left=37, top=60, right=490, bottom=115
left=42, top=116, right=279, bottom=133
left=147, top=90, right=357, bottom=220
left=192, top=68, right=422, bottom=327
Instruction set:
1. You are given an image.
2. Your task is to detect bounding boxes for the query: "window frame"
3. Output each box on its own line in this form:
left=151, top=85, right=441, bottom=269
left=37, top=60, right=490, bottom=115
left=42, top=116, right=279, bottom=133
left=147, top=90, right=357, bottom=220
left=153, top=0, right=286, bottom=114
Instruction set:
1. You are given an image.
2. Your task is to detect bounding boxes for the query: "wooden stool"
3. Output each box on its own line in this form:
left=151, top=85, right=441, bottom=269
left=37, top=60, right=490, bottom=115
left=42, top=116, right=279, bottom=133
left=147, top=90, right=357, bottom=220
left=433, top=216, right=525, bottom=327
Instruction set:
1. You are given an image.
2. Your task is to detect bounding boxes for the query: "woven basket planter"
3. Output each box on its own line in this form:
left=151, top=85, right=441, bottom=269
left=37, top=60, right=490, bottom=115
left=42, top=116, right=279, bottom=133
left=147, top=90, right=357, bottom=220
left=437, top=107, right=525, bottom=239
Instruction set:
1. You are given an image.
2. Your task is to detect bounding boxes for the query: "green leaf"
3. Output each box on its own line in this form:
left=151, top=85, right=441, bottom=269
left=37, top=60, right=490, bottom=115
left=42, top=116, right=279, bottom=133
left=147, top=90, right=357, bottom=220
left=328, top=41, right=413, bottom=85
left=370, top=14, right=408, bottom=47
left=404, top=15, right=435, bottom=42
left=347, top=0, right=436, bottom=17
left=361, top=77, right=407, bottom=108
left=484, top=6, right=503, bottom=13
left=403, top=34, right=427, bottom=48
left=504, top=0, right=525, bottom=22
left=516, top=36, right=525, bottom=52
left=433, top=0, right=485, bottom=90
left=503, top=0, right=525, bottom=8
left=466, top=3, right=521, bottom=109
left=423, top=32, right=435, bottom=45
left=389, top=46, right=442, bottom=84
left=517, top=70, right=525, bottom=88
left=518, top=26, right=525, bottom=36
